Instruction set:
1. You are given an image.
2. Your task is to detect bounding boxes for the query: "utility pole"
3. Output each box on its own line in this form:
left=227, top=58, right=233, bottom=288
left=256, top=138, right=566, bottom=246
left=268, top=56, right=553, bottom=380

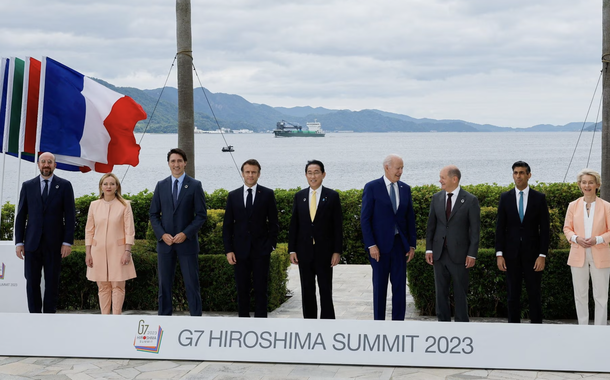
left=176, top=0, right=195, bottom=178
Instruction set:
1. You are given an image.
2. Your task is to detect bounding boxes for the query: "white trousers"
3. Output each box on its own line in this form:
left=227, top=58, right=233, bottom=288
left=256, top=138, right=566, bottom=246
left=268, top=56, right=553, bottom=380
left=570, top=250, right=610, bottom=325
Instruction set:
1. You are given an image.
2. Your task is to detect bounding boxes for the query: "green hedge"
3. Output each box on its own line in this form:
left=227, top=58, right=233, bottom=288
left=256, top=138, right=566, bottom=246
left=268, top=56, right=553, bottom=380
left=0, top=182, right=582, bottom=264
left=0, top=179, right=593, bottom=318
left=406, top=248, right=595, bottom=320
left=59, top=241, right=290, bottom=313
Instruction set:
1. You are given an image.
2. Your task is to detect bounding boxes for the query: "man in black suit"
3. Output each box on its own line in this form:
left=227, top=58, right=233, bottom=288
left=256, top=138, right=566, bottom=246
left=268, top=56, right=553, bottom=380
left=495, top=161, right=550, bottom=323
left=15, top=152, right=76, bottom=313
left=289, top=160, right=343, bottom=319
left=426, top=165, right=480, bottom=322
left=150, top=148, right=207, bottom=316
left=223, top=159, right=279, bottom=317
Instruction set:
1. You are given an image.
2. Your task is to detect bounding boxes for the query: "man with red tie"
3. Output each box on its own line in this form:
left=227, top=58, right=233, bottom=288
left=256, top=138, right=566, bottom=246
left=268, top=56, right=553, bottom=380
left=425, top=165, right=480, bottom=322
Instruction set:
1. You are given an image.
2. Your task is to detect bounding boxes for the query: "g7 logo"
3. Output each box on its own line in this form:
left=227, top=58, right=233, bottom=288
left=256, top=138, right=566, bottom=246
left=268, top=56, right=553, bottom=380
left=138, top=320, right=149, bottom=335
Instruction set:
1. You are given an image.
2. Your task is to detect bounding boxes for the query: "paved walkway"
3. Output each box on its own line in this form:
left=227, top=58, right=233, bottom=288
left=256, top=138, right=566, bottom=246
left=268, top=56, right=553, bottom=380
left=0, top=264, right=601, bottom=379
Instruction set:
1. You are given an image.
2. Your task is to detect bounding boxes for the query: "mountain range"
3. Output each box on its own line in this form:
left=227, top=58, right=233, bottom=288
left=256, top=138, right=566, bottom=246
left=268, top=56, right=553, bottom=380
left=94, top=79, right=597, bottom=133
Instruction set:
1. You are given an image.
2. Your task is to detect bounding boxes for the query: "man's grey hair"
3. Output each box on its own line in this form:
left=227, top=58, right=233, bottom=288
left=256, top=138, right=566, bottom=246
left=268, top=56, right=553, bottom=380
left=383, top=154, right=402, bottom=168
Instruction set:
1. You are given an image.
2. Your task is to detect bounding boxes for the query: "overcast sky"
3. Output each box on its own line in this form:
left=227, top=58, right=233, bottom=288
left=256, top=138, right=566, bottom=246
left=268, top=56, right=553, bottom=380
left=0, top=1, right=603, bottom=128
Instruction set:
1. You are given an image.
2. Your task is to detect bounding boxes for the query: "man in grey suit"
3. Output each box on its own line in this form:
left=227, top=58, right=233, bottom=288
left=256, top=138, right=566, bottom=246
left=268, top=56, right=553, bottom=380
left=150, top=148, right=207, bottom=316
left=425, top=165, right=480, bottom=322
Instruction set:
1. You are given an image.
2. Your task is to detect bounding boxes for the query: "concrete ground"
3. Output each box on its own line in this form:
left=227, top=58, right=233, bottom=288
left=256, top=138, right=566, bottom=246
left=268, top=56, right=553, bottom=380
left=0, top=264, right=605, bottom=380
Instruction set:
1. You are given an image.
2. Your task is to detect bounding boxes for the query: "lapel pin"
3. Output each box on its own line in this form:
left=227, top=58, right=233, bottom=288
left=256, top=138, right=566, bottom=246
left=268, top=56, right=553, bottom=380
left=322, top=197, right=327, bottom=202
left=55, top=185, right=59, bottom=189
left=303, top=198, right=307, bottom=202
left=185, top=185, right=189, bottom=189
left=461, top=199, right=464, bottom=203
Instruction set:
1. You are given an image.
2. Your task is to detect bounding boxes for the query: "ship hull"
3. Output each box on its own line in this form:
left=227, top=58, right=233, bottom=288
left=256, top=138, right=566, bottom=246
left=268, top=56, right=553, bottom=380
left=273, top=131, right=325, bottom=137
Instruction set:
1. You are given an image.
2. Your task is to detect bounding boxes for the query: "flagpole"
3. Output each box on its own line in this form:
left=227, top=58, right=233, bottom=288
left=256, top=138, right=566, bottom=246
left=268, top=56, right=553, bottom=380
left=34, top=57, right=46, bottom=177
left=13, top=57, right=32, bottom=236
left=0, top=57, right=6, bottom=225
left=0, top=57, right=15, bottom=214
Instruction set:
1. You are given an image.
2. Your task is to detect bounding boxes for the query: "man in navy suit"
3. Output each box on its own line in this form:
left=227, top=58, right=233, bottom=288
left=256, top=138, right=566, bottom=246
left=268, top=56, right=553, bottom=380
left=223, top=159, right=279, bottom=317
left=496, top=161, right=550, bottom=323
left=361, top=154, right=416, bottom=320
left=289, top=160, right=343, bottom=319
left=15, top=152, right=76, bottom=313
left=150, top=148, right=207, bottom=316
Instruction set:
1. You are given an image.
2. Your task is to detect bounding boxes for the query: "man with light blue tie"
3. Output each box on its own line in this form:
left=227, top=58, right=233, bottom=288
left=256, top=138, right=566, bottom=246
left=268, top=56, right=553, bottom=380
left=361, top=154, right=416, bottom=320
left=495, top=161, right=550, bottom=323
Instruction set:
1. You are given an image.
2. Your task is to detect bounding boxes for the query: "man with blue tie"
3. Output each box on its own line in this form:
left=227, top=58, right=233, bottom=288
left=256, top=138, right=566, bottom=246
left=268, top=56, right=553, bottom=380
left=150, top=148, right=207, bottom=316
left=361, top=154, right=416, bottom=320
left=223, top=159, right=279, bottom=317
left=15, top=152, right=76, bottom=313
left=495, top=161, right=550, bottom=323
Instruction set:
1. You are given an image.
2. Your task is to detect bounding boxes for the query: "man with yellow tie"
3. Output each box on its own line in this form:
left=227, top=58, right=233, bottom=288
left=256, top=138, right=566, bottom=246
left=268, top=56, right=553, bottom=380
left=289, top=160, right=343, bottom=319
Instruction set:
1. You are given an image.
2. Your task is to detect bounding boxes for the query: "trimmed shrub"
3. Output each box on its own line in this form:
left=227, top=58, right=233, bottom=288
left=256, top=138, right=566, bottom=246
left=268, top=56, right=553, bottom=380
left=0, top=201, right=14, bottom=240
left=59, top=241, right=290, bottom=313
left=1, top=182, right=586, bottom=264
left=407, top=249, right=579, bottom=320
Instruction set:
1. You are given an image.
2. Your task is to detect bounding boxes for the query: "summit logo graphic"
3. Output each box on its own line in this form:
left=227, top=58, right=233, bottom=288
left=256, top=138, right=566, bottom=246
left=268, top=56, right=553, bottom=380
left=133, top=319, right=163, bottom=354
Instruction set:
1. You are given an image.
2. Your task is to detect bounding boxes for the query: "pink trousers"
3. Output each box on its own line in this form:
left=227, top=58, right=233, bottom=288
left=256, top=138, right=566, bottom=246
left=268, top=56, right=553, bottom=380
left=97, top=281, right=126, bottom=315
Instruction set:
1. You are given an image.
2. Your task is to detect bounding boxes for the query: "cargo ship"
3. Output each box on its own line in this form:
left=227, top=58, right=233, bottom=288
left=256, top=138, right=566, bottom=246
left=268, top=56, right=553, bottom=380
left=273, top=119, right=325, bottom=137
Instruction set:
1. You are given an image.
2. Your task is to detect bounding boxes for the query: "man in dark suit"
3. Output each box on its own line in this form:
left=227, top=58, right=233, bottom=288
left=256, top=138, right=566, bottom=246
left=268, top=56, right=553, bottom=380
left=223, top=159, right=279, bottom=317
left=150, top=148, right=207, bottom=316
left=361, top=154, right=417, bottom=320
left=289, top=160, right=343, bottom=319
left=15, top=152, right=76, bottom=313
left=495, top=161, right=550, bottom=323
left=426, top=165, right=480, bottom=322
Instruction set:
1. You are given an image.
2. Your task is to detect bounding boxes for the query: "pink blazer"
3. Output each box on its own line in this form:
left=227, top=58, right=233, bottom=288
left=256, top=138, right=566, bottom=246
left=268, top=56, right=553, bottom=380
left=85, top=198, right=136, bottom=281
left=563, top=197, right=610, bottom=268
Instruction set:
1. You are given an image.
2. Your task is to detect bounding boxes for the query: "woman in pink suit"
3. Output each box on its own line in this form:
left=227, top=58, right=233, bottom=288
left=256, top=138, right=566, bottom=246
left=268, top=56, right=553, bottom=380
left=85, top=173, right=136, bottom=315
left=563, top=168, right=610, bottom=325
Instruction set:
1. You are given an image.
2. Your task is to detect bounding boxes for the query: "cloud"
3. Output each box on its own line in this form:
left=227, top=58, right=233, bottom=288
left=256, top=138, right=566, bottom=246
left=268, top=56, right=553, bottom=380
left=0, top=0, right=602, bottom=127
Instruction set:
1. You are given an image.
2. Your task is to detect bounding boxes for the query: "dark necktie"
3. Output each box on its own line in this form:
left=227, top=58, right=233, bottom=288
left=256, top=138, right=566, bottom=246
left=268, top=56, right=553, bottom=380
left=173, top=179, right=179, bottom=207
left=446, top=193, right=453, bottom=221
left=42, top=179, right=49, bottom=203
left=390, top=183, right=397, bottom=213
left=246, top=188, right=253, bottom=215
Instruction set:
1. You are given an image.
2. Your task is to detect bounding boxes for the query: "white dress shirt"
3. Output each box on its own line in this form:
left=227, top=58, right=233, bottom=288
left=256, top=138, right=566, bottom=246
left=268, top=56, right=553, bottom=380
left=243, top=183, right=258, bottom=207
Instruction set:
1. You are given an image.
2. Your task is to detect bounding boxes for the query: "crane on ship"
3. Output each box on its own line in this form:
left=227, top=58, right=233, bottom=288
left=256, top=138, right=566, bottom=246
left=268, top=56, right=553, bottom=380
left=276, top=120, right=303, bottom=131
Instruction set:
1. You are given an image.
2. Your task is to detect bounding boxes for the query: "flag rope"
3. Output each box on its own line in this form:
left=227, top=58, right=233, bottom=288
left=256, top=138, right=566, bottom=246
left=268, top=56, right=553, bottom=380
left=191, top=63, right=242, bottom=183
left=120, top=56, right=177, bottom=185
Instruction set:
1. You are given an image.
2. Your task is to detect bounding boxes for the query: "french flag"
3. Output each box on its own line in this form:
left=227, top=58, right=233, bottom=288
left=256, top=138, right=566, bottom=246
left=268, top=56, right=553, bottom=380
left=37, top=57, right=146, bottom=172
